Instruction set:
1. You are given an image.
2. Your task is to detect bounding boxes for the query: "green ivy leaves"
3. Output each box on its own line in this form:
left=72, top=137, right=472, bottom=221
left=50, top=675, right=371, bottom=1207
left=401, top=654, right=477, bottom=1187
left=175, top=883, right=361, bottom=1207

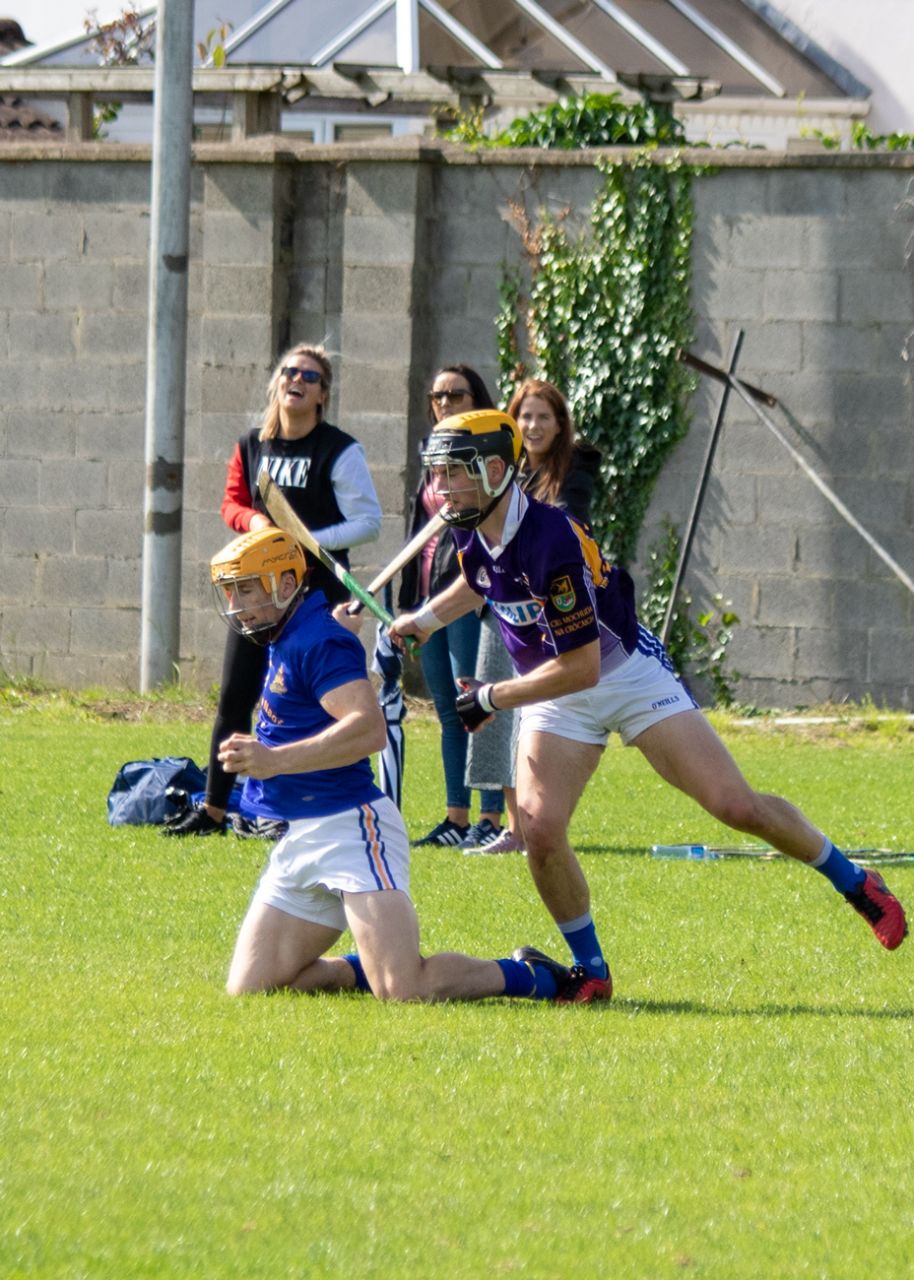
left=489, top=92, right=742, bottom=700
left=494, top=92, right=687, bottom=150
left=497, top=153, right=694, bottom=569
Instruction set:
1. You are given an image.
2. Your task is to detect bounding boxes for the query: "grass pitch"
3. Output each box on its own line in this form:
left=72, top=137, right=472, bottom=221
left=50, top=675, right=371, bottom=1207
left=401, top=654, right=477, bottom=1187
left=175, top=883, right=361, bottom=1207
left=1, top=687, right=912, bottom=1278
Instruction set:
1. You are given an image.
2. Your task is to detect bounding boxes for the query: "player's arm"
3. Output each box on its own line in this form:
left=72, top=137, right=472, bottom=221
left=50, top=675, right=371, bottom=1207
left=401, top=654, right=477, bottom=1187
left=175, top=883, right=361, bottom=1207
left=455, top=640, right=600, bottom=731
left=389, top=574, right=483, bottom=646
left=488, top=640, right=600, bottom=707
left=217, top=678, right=385, bottom=779
left=455, top=556, right=602, bottom=730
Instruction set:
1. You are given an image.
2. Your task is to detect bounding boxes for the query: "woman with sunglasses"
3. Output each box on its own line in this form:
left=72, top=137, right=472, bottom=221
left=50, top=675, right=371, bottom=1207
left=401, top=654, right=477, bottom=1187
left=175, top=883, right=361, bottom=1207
left=164, top=343, right=382, bottom=837
left=398, top=364, right=506, bottom=848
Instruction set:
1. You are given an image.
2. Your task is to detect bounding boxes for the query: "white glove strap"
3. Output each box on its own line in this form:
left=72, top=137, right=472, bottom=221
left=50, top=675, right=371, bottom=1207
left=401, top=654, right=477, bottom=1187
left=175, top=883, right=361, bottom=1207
left=477, top=683, right=497, bottom=713
left=413, top=602, right=444, bottom=634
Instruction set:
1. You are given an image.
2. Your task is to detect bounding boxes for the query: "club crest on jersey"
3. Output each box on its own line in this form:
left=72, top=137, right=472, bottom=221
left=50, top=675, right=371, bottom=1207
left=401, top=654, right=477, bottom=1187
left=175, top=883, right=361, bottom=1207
left=475, top=567, right=492, bottom=590
left=270, top=663, right=288, bottom=694
left=550, top=575, right=576, bottom=613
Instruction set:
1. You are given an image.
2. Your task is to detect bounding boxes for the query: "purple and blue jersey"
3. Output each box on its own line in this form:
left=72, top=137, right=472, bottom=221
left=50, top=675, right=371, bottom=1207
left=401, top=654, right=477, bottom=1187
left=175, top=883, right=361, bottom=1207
left=451, top=488, right=640, bottom=676
left=243, top=591, right=383, bottom=821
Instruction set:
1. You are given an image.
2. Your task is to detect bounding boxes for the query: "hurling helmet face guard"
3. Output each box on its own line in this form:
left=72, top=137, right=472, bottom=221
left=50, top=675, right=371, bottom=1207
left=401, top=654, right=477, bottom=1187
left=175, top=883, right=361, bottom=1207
left=421, top=409, right=521, bottom=528
left=210, top=528, right=307, bottom=640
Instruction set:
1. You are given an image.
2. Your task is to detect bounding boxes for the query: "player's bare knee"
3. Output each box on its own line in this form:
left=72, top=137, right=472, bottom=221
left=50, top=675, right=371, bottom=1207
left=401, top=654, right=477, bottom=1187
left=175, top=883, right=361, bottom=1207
left=367, top=967, right=423, bottom=1002
left=709, top=790, right=764, bottom=833
left=226, top=974, right=259, bottom=996
left=521, top=812, right=565, bottom=854
left=371, top=979, right=420, bottom=1002
left=225, top=956, right=278, bottom=995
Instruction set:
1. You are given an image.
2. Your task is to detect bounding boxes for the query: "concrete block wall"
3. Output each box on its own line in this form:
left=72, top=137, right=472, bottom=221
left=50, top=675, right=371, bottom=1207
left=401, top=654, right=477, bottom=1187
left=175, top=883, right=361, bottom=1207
left=334, top=159, right=432, bottom=579
left=0, top=160, right=156, bottom=686
left=640, top=163, right=914, bottom=707
left=425, top=162, right=603, bottom=394
left=1, top=141, right=912, bottom=706
left=182, top=161, right=289, bottom=687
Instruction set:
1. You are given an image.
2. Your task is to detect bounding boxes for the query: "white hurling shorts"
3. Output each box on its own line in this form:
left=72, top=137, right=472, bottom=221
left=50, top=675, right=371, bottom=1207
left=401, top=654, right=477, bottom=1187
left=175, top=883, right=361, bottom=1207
left=519, top=632, right=698, bottom=748
left=252, top=795, right=411, bottom=931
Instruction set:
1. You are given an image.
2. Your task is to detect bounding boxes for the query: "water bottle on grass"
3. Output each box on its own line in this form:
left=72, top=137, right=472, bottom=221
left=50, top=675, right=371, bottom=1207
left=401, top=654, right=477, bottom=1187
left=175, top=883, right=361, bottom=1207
left=651, top=843, right=722, bottom=860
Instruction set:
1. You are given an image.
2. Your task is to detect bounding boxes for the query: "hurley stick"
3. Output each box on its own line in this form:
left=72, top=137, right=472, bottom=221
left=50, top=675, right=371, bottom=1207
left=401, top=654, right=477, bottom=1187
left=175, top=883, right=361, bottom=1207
left=257, top=472, right=416, bottom=651
left=346, top=513, right=446, bottom=616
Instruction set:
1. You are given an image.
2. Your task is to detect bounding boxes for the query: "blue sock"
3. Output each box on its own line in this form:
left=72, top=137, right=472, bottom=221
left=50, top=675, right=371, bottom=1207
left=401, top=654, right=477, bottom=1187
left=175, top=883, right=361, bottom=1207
left=559, top=913, right=608, bottom=979
left=343, top=953, right=372, bottom=992
left=496, top=958, right=558, bottom=1000
left=810, top=840, right=866, bottom=894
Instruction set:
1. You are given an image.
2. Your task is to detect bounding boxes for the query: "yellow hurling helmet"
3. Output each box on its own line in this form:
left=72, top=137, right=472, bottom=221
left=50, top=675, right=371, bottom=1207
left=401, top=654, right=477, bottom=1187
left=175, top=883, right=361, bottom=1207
left=420, top=409, right=522, bottom=527
left=210, top=528, right=307, bottom=638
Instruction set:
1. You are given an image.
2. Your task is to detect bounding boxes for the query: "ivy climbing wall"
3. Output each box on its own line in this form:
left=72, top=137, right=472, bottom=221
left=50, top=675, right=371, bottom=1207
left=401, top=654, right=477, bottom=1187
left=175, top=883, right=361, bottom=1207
left=0, top=141, right=911, bottom=705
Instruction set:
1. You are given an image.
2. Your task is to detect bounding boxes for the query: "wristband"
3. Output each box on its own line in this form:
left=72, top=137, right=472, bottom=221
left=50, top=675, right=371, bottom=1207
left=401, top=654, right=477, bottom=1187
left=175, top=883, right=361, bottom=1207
left=455, top=684, right=495, bottom=732
left=413, top=602, right=444, bottom=634
left=477, top=683, right=498, bottom=713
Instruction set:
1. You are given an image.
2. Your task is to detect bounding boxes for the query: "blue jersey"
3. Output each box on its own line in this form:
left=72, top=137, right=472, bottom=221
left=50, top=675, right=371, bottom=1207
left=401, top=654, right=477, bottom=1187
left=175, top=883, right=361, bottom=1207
left=452, top=487, right=639, bottom=676
left=243, top=591, right=383, bottom=821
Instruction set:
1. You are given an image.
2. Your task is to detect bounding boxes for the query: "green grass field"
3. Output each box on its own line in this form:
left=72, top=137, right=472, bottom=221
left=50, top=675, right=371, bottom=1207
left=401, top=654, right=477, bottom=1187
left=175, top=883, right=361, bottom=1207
left=2, top=687, right=913, bottom=1278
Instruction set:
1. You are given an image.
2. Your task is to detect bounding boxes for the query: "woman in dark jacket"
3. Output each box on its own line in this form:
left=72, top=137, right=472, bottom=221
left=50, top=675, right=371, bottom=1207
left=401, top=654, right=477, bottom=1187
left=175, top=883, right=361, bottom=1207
left=513, top=378, right=601, bottom=522
left=399, top=364, right=505, bottom=848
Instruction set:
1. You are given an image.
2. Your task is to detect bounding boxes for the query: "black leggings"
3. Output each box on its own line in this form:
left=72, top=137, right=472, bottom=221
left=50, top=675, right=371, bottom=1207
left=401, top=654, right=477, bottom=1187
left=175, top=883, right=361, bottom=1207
left=205, top=626, right=269, bottom=809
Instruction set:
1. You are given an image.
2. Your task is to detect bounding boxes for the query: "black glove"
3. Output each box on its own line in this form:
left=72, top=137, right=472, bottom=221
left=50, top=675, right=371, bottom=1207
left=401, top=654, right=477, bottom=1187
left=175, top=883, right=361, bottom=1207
left=455, top=683, right=497, bottom=732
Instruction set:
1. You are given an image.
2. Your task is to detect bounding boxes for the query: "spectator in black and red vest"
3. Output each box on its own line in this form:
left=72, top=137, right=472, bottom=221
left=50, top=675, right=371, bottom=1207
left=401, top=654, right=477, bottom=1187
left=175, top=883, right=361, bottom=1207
left=164, top=343, right=381, bottom=837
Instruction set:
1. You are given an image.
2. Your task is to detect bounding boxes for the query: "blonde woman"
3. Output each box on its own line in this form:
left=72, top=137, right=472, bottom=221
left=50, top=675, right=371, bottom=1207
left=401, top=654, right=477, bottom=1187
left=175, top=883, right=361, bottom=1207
left=164, top=344, right=381, bottom=837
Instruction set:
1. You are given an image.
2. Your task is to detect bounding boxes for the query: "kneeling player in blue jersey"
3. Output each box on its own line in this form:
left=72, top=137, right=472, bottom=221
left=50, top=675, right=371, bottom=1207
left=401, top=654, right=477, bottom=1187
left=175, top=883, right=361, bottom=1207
left=209, top=527, right=576, bottom=1002
left=390, top=409, right=908, bottom=1002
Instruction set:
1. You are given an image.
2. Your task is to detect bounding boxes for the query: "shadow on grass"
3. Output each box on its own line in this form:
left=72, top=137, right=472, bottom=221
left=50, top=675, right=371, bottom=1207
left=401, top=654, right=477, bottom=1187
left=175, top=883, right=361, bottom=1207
left=574, top=845, right=647, bottom=856
left=612, top=996, right=914, bottom=1020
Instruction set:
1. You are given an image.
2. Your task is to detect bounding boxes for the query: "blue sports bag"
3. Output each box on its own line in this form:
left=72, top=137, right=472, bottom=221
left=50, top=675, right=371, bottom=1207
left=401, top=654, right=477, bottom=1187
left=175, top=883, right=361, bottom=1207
left=106, top=756, right=209, bottom=826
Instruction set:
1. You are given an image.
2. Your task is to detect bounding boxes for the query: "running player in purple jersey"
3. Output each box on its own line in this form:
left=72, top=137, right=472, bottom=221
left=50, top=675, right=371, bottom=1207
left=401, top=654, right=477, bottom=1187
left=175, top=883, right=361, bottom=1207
left=390, top=410, right=907, bottom=1002
left=208, top=526, right=583, bottom=1003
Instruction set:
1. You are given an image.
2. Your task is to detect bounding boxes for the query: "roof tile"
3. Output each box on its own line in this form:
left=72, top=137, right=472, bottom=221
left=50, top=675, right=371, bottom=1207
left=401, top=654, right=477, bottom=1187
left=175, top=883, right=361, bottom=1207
left=0, top=19, right=65, bottom=138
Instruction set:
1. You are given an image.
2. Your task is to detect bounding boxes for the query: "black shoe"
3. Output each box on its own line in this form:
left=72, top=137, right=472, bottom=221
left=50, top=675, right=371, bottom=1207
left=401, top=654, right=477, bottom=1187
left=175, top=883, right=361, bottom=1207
left=556, top=964, right=613, bottom=1005
left=512, top=945, right=571, bottom=985
left=512, top=946, right=612, bottom=1004
left=411, top=818, right=470, bottom=847
left=230, top=814, right=289, bottom=841
left=460, top=819, right=502, bottom=850
left=161, top=805, right=226, bottom=837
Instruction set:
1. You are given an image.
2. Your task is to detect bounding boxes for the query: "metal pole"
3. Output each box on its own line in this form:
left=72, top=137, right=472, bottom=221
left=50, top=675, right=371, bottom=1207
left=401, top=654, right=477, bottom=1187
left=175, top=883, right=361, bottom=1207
left=676, top=341, right=914, bottom=606
left=726, top=371, right=914, bottom=599
left=660, top=329, right=743, bottom=647
left=395, top=0, right=419, bottom=73
left=140, top=0, right=195, bottom=690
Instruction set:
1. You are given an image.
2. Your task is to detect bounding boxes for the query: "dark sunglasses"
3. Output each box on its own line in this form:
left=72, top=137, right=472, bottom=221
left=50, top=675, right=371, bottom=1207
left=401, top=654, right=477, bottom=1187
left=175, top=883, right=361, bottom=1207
left=282, top=367, right=322, bottom=384
left=430, top=388, right=472, bottom=404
